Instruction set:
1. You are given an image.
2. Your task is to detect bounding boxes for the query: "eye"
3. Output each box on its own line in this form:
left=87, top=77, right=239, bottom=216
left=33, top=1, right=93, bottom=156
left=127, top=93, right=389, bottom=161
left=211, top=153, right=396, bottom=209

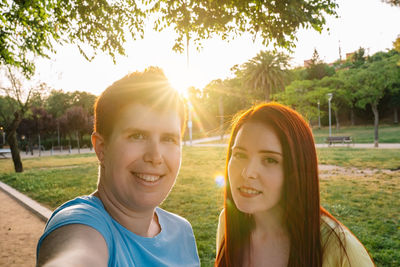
left=262, top=157, right=278, bottom=165
left=162, top=135, right=179, bottom=144
left=129, top=132, right=146, bottom=140
left=232, top=152, right=247, bottom=160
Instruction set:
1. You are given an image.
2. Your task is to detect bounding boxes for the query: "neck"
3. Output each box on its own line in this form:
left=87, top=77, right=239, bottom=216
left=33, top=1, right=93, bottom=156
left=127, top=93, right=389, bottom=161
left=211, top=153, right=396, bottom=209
left=252, top=206, right=288, bottom=239
left=92, top=182, right=160, bottom=237
left=248, top=208, right=290, bottom=267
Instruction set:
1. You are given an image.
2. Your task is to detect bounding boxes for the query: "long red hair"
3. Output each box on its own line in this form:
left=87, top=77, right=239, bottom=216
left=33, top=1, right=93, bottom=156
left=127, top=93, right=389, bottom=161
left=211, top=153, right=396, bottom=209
left=215, top=103, right=343, bottom=267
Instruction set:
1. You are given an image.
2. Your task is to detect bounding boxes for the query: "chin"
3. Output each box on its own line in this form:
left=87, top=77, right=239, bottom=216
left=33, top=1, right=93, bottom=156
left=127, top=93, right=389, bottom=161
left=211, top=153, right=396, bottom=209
left=235, top=204, right=254, bottom=214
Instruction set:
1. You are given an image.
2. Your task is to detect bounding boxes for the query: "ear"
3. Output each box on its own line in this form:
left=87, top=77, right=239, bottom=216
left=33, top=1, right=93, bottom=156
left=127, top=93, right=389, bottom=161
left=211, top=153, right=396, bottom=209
left=92, top=132, right=106, bottom=166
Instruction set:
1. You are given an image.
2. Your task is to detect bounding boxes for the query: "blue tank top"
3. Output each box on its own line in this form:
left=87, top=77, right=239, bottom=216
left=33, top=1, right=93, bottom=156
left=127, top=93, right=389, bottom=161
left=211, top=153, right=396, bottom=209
left=37, top=196, right=200, bottom=266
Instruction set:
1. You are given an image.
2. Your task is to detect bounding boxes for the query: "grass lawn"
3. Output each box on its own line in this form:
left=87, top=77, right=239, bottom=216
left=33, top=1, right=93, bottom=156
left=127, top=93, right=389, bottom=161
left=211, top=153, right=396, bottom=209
left=312, top=124, right=400, bottom=144
left=0, top=147, right=399, bottom=266
left=317, top=147, right=400, bottom=169
left=202, top=124, right=400, bottom=145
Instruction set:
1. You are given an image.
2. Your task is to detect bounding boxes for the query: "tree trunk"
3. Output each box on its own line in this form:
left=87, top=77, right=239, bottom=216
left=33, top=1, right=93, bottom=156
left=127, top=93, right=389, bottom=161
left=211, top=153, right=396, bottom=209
left=219, top=96, right=224, bottom=141
left=76, top=131, right=80, bottom=154
left=371, top=103, right=379, bottom=148
left=264, top=88, right=270, bottom=102
left=350, top=108, right=355, bottom=126
left=28, top=137, right=33, bottom=155
left=6, top=111, right=24, bottom=172
left=394, top=107, right=398, bottom=124
left=334, top=109, right=340, bottom=130
left=7, top=131, right=23, bottom=172
left=38, top=133, right=41, bottom=157
left=68, top=134, right=72, bottom=153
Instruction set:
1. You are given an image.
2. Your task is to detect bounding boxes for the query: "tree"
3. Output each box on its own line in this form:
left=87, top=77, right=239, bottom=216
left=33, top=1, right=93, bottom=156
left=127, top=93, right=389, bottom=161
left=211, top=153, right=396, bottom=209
left=306, top=49, right=335, bottom=80
left=382, top=0, right=400, bottom=6
left=394, top=36, right=400, bottom=52
left=336, top=68, right=359, bottom=125
left=353, top=53, right=400, bottom=147
left=2, top=1, right=338, bottom=76
left=317, top=76, right=350, bottom=130
left=70, top=91, right=97, bottom=116
left=393, top=36, right=400, bottom=66
left=274, top=79, right=324, bottom=124
left=151, top=0, right=338, bottom=52
left=45, top=90, right=74, bottom=118
left=1, top=0, right=145, bottom=77
left=350, top=47, right=366, bottom=68
left=242, top=50, right=291, bottom=102
left=17, top=107, right=55, bottom=154
left=64, top=106, right=89, bottom=153
left=0, top=67, right=45, bottom=172
left=200, top=78, right=251, bottom=133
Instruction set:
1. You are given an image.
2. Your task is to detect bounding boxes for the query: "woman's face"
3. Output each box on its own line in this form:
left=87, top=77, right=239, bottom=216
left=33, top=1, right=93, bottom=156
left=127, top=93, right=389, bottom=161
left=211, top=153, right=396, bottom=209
left=228, top=122, right=284, bottom=215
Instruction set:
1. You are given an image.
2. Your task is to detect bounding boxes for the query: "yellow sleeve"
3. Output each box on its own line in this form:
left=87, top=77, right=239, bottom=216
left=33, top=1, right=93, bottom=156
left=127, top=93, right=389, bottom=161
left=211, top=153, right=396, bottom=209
left=216, top=209, right=225, bottom=253
left=322, top=219, right=375, bottom=267
left=339, top=229, right=375, bottom=267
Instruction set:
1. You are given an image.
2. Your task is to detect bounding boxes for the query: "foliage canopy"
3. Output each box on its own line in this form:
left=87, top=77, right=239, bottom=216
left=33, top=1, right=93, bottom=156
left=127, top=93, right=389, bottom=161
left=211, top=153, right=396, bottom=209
left=0, top=0, right=144, bottom=76
left=1, top=0, right=338, bottom=76
left=150, top=0, right=338, bottom=52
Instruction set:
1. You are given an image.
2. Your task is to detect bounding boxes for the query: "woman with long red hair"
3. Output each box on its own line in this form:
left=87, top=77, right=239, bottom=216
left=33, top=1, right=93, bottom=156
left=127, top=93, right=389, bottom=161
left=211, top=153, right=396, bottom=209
left=215, top=103, right=374, bottom=267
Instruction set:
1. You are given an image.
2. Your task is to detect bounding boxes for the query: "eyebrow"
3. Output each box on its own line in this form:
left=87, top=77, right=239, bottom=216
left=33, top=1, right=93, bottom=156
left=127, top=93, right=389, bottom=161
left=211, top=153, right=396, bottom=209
left=122, top=128, right=147, bottom=134
left=232, top=146, right=282, bottom=156
left=122, top=128, right=180, bottom=137
left=162, top=132, right=181, bottom=139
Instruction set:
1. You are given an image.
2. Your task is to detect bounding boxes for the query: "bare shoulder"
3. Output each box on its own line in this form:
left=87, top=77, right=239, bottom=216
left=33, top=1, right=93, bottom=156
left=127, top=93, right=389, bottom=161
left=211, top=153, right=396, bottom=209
left=37, top=224, right=108, bottom=267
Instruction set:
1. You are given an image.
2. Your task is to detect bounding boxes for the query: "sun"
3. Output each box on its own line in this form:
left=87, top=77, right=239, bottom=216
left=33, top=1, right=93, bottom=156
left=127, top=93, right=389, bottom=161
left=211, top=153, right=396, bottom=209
left=164, top=67, right=192, bottom=99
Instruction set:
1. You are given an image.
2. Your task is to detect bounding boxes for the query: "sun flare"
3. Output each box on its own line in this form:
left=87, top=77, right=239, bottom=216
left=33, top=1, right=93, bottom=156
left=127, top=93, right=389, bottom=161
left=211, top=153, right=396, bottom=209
left=164, top=67, right=198, bottom=99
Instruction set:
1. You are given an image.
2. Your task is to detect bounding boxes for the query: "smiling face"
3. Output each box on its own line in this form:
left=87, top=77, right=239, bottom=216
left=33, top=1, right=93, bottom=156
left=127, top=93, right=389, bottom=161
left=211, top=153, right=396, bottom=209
left=97, top=103, right=182, bottom=213
left=228, top=122, right=284, bottom=216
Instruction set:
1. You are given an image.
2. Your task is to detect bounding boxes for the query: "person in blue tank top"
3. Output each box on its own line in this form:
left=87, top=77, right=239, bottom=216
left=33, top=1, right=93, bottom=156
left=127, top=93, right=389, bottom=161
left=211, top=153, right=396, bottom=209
left=37, top=67, right=200, bottom=266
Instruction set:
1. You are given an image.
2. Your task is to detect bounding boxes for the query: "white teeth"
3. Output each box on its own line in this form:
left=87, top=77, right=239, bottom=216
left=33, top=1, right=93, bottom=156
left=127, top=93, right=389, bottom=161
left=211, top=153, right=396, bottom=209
left=135, top=173, right=161, bottom=182
left=239, top=187, right=261, bottom=195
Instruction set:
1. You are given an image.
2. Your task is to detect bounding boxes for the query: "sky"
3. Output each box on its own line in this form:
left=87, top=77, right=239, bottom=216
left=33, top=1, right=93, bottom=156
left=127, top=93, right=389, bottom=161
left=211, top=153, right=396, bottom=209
left=35, top=0, right=400, bottom=96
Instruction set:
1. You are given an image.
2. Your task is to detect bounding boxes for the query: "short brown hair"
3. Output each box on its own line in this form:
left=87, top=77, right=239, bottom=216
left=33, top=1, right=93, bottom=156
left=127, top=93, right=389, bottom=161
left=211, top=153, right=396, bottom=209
left=94, top=67, right=186, bottom=141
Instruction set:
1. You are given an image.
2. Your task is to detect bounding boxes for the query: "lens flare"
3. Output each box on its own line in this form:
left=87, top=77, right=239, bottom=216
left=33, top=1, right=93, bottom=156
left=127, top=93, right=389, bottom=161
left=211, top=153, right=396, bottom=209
left=215, top=174, right=225, bottom=188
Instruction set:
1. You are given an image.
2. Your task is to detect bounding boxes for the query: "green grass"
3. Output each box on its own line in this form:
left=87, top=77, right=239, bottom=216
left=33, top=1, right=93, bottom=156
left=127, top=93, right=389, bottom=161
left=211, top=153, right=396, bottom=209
left=312, top=124, right=400, bottom=144
left=0, top=147, right=399, bottom=266
left=201, top=125, right=400, bottom=145
left=320, top=173, right=399, bottom=266
left=317, top=148, right=400, bottom=169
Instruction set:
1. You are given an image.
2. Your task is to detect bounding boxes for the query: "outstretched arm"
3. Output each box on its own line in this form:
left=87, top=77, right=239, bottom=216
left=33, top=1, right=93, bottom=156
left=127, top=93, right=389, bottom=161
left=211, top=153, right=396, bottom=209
left=37, top=224, right=108, bottom=267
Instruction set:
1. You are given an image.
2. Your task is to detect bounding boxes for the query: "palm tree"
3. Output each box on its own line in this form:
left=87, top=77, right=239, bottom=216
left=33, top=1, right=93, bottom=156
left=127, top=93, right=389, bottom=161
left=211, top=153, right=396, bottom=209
left=243, top=50, right=291, bottom=102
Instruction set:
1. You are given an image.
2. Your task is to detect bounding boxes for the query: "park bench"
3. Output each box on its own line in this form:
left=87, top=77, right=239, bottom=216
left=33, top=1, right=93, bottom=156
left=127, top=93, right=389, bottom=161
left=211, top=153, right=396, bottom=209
left=0, top=148, right=11, bottom=158
left=325, top=136, right=353, bottom=146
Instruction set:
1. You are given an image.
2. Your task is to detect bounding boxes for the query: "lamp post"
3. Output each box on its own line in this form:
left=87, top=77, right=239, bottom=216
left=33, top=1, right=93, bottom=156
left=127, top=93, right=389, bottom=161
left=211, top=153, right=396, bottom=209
left=188, top=101, right=193, bottom=146
left=317, top=100, right=321, bottom=129
left=186, top=32, right=193, bottom=146
left=327, top=93, right=333, bottom=137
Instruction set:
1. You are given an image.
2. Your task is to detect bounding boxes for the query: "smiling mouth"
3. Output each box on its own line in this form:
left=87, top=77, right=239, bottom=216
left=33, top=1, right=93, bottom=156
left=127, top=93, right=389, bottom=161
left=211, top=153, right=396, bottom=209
left=238, top=186, right=262, bottom=195
left=133, top=172, right=162, bottom=182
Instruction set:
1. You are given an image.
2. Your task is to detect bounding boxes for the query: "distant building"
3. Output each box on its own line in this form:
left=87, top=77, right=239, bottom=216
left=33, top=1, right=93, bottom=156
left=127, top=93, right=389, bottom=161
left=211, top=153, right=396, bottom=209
left=303, top=59, right=313, bottom=68
left=346, top=52, right=355, bottom=60
left=303, top=51, right=357, bottom=68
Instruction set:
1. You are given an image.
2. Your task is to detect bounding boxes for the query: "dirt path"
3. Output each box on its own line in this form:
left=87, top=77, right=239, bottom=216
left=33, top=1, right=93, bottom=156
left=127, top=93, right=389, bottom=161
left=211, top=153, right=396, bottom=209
left=318, top=164, right=395, bottom=179
left=0, top=190, right=45, bottom=267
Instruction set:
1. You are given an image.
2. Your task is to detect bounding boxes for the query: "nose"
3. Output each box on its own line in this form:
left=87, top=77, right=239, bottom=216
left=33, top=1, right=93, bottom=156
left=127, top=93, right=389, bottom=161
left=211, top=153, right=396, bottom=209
left=241, top=159, right=258, bottom=180
left=143, top=140, right=163, bottom=165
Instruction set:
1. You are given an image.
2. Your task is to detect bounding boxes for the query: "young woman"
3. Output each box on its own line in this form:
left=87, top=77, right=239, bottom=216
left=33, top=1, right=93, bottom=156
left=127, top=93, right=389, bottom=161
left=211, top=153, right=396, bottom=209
left=215, top=103, right=374, bottom=267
